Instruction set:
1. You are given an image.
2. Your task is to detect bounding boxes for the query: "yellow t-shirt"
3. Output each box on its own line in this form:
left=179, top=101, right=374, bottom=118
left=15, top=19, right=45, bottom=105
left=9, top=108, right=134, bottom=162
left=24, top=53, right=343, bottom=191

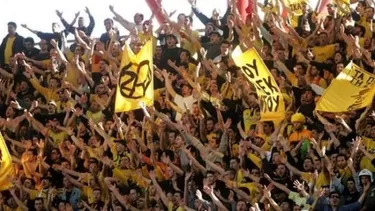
left=86, top=110, right=104, bottom=124
left=301, top=171, right=330, bottom=188
left=357, top=17, right=375, bottom=38
left=360, top=137, right=375, bottom=172
left=168, top=201, right=183, bottom=211
left=247, top=153, right=262, bottom=169
left=4, top=36, right=16, bottom=64
left=182, top=31, right=200, bottom=56
left=243, top=108, right=258, bottom=133
left=86, top=147, right=104, bottom=159
left=237, top=182, right=261, bottom=205
left=338, top=166, right=352, bottom=185
left=48, top=131, right=68, bottom=146
left=29, top=189, right=40, bottom=200
left=311, top=45, right=336, bottom=62
left=82, top=186, right=94, bottom=204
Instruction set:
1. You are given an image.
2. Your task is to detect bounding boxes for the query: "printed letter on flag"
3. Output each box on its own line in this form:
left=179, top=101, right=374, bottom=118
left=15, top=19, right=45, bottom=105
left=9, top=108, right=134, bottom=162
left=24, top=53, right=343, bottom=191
left=316, top=62, right=375, bottom=112
left=233, top=48, right=285, bottom=122
left=115, top=40, right=154, bottom=112
left=0, top=132, right=13, bottom=191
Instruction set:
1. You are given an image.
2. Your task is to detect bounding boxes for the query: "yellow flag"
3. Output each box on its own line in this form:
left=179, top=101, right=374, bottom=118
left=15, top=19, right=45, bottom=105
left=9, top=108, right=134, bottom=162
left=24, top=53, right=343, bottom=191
left=0, top=132, right=14, bottom=191
left=115, top=40, right=154, bottom=112
left=285, top=0, right=309, bottom=16
left=283, top=0, right=309, bottom=28
left=233, top=48, right=285, bottom=122
left=316, top=62, right=375, bottom=112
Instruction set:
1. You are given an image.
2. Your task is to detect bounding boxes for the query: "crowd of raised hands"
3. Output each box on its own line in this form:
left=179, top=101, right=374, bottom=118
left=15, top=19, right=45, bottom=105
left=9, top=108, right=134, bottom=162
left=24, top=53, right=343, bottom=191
left=2, top=0, right=375, bottom=210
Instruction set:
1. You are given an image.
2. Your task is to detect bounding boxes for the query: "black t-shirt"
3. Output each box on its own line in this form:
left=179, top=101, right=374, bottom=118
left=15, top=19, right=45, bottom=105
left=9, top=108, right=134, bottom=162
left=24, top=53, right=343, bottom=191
left=342, top=190, right=360, bottom=205
left=160, top=47, right=181, bottom=75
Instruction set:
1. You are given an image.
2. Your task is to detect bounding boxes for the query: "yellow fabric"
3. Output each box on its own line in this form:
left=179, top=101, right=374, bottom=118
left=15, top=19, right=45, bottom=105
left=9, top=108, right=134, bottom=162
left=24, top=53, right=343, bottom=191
left=0, top=133, right=14, bottom=191
left=236, top=169, right=244, bottom=184
left=243, top=108, right=258, bottom=133
left=237, top=182, right=261, bottom=204
left=4, top=37, right=15, bottom=65
left=41, top=59, right=51, bottom=69
left=316, top=62, right=375, bottom=112
left=139, top=33, right=157, bottom=55
left=86, top=110, right=104, bottom=124
left=233, top=48, right=285, bottom=122
left=182, top=31, right=200, bottom=56
left=301, top=171, right=330, bottom=188
left=247, top=153, right=262, bottom=169
left=284, top=0, right=309, bottom=16
left=48, top=131, right=68, bottom=146
left=65, top=65, right=81, bottom=88
left=168, top=201, right=184, bottom=211
left=284, top=70, right=298, bottom=87
left=311, top=45, right=335, bottom=62
left=339, top=166, right=352, bottom=184
left=29, top=189, right=39, bottom=200
left=360, top=137, right=375, bottom=172
left=115, top=40, right=154, bottom=112
left=29, top=78, right=59, bottom=102
left=154, top=88, right=164, bottom=102
left=86, top=147, right=103, bottom=159
left=260, top=136, right=272, bottom=151
left=82, top=186, right=94, bottom=204
left=291, top=113, right=306, bottom=123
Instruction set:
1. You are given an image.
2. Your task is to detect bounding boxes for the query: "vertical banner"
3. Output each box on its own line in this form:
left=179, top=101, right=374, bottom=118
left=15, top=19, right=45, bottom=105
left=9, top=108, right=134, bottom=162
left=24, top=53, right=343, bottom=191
left=115, top=40, right=154, bottom=112
left=233, top=48, right=285, bottom=122
left=316, top=62, right=375, bottom=112
left=0, top=132, right=13, bottom=191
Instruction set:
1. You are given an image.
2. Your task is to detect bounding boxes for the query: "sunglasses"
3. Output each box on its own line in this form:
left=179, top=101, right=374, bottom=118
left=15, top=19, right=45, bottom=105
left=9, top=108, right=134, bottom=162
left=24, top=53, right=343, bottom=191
left=330, top=195, right=340, bottom=199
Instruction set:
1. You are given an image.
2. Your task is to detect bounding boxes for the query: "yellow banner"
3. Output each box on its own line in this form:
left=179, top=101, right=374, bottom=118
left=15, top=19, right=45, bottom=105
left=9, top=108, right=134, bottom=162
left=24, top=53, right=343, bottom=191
left=316, top=62, right=375, bottom=112
left=284, top=0, right=309, bottom=16
left=115, top=40, right=154, bottom=112
left=234, top=48, right=285, bottom=122
left=0, top=132, right=14, bottom=191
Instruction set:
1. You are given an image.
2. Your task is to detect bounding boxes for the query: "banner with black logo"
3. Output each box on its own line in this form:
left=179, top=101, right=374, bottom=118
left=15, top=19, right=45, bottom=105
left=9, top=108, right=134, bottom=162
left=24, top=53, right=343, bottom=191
left=115, top=40, right=153, bottom=112
left=233, top=48, right=285, bottom=122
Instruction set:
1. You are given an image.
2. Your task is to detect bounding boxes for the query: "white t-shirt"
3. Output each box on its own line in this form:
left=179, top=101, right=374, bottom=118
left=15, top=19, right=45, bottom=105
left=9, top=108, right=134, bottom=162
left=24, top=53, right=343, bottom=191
left=173, top=94, right=195, bottom=121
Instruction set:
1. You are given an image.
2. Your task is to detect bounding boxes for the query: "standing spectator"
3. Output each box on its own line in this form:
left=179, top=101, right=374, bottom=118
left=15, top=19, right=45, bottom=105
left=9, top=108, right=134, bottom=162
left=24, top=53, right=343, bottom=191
left=0, top=22, right=24, bottom=68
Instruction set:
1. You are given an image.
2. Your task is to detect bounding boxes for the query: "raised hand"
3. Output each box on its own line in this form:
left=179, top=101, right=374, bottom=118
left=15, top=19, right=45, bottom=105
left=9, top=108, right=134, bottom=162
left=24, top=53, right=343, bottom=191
left=50, top=39, right=58, bottom=49
left=109, top=5, right=115, bottom=12
left=196, top=189, right=203, bottom=201
left=56, top=10, right=63, bottom=18
left=293, top=180, right=305, bottom=191
left=84, top=7, right=91, bottom=15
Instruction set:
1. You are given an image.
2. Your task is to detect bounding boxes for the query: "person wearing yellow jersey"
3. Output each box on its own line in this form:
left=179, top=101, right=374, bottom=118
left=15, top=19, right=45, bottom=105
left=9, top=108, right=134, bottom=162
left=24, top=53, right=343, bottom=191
left=310, top=32, right=336, bottom=62
left=178, top=49, right=197, bottom=76
left=0, top=22, right=25, bottom=67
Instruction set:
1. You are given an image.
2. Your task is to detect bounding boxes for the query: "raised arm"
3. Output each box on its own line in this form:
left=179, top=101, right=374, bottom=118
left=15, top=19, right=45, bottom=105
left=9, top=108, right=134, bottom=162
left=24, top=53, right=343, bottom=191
left=161, top=69, right=177, bottom=99
left=149, top=171, right=170, bottom=207
left=109, top=5, right=136, bottom=32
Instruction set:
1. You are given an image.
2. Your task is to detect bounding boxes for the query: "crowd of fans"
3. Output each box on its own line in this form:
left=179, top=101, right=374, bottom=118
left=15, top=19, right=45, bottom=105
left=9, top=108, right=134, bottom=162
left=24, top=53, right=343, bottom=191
left=1, top=0, right=375, bottom=210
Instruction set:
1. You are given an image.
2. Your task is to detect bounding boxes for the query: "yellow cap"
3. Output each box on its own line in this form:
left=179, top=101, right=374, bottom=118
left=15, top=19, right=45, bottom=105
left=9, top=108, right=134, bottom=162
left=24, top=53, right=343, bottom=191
left=291, top=113, right=306, bottom=123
